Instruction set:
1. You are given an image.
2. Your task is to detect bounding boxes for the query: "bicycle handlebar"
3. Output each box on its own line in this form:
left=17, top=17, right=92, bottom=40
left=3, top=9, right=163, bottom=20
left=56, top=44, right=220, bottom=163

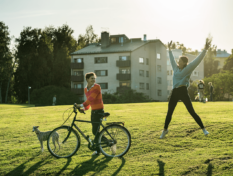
left=73, top=103, right=86, bottom=114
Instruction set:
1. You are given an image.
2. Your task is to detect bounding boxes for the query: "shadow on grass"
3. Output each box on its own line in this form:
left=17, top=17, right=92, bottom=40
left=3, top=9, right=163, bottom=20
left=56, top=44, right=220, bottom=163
left=112, top=157, right=125, bottom=176
left=70, top=155, right=113, bottom=175
left=56, top=158, right=72, bottom=176
left=207, top=163, right=213, bottom=176
left=157, top=159, right=165, bottom=176
left=5, top=152, right=51, bottom=176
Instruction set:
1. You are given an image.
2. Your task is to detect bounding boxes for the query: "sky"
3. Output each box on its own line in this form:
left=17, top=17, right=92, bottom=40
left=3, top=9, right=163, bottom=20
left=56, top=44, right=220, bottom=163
left=1, top=0, right=233, bottom=53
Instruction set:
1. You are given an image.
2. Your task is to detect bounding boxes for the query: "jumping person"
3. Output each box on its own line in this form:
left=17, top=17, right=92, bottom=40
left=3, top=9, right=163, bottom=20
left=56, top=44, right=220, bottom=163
left=75, top=72, right=115, bottom=155
left=160, top=40, right=210, bottom=139
left=198, top=80, right=205, bottom=102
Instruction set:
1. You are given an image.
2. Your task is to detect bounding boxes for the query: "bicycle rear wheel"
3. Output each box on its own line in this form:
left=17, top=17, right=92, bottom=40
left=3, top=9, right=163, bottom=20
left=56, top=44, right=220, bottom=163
left=47, top=126, right=80, bottom=158
left=98, top=125, right=131, bottom=157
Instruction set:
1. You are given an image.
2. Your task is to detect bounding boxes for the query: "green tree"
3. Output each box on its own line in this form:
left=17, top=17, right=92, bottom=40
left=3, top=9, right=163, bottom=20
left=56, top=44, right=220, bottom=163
left=77, top=25, right=100, bottom=50
left=0, top=21, right=12, bottom=103
left=222, top=50, right=233, bottom=72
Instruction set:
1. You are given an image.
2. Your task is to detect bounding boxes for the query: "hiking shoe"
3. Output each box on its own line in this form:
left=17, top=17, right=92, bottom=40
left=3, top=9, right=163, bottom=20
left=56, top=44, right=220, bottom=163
left=92, top=151, right=100, bottom=156
left=160, top=130, right=168, bottom=139
left=110, top=144, right=117, bottom=155
left=202, top=129, right=209, bottom=136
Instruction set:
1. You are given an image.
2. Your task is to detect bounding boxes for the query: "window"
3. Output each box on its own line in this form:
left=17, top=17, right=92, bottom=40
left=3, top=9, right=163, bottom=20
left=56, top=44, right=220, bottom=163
left=139, top=58, right=144, bottom=64
left=119, top=37, right=124, bottom=43
left=167, top=71, right=169, bottom=75
left=158, top=90, right=162, bottom=96
left=193, top=71, right=199, bottom=76
left=170, top=70, right=173, bottom=75
left=95, top=70, right=108, bottom=76
left=139, top=83, right=144, bottom=89
left=146, top=71, right=149, bottom=77
left=99, top=83, right=108, bottom=89
left=119, top=56, right=130, bottom=61
left=111, top=38, right=116, bottom=43
left=157, top=65, right=161, bottom=71
left=73, top=71, right=83, bottom=76
left=146, top=83, right=149, bottom=90
left=120, top=68, right=130, bottom=74
left=74, top=58, right=83, bottom=63
left=139, top=70, right=144, bottom=77
left=120, top=82, right=131, bottom=87
left=157, top=53, right=161, bottom=59
left=74, top=83, right=83, bottom=89
left=158, top=77, right=162, bottom=84
left=167, top=60, right=170, bottom=65
left=95, top=57, right=107, bottom=63
left=146, top=58, right=149, bottom=65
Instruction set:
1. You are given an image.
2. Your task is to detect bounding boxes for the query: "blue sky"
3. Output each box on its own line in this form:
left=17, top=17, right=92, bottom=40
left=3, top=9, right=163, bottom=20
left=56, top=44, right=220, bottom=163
left=1, top=0, right=233, bottom=53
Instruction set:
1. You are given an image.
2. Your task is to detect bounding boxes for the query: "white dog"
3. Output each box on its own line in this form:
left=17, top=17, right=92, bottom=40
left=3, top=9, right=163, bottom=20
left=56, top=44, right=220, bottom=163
left=32, top=126, right=60, bottom=152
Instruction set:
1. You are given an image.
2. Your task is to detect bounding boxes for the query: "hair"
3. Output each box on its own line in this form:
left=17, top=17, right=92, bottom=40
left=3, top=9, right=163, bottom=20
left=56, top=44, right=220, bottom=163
left=199, top=80, right=204, bottom=84
left=85, top=72, right=97, bottom=81
left=208, top=82, right=212, bottom=86
left=179, top=56, right=188, bottom=67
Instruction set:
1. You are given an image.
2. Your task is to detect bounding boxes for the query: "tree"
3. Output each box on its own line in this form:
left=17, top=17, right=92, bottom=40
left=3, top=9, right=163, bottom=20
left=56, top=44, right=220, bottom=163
left=77, top=25, right=100, bottom=50
left=222, top=50, right=233, bottom=72
left=0, top=21, right=12, bottom=103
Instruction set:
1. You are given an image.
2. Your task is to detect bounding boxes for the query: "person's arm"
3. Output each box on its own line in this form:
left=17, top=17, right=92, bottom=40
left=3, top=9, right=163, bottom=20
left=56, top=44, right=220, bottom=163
left=82, top=85, right=101, bottom=108
left=167, top=41, right=178, bottom=71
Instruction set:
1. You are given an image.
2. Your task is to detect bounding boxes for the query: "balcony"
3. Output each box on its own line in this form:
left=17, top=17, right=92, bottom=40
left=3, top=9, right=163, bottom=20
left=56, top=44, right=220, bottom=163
left=70, top=63, right=84, bottom=69
left=71, top=88, right=84, bottom=95
left=117, top=86, right=131, bottom=93
left=116, top=60, right=131, bottom=67
left=71, top=75, right=84, bottom=82
left=116, top=74, right=131, bottom=81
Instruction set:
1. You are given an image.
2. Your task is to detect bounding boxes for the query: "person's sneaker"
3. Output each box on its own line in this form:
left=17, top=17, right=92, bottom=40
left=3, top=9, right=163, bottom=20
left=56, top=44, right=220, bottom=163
left=92, top=151, right=100, bottom=156
left=110, top=144, right=117, bottom=155
left=160, top=130, right=168, bottom=139
left=202, top=129, right=209, bottom=135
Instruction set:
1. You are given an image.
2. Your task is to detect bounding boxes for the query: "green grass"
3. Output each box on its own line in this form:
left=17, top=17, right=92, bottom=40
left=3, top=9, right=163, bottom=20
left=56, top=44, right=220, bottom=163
left=0, top=102, right=233, bottom=176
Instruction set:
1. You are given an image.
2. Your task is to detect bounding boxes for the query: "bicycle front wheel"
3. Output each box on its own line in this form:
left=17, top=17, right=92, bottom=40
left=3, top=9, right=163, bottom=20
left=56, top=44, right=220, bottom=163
left=47, top=126, right=80, bottom=158
left=98, top=125, right=131, bottom=157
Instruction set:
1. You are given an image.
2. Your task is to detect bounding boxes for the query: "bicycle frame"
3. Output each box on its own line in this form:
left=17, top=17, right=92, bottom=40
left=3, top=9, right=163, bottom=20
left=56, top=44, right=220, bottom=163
left=62, top=109, right=115, bottom=147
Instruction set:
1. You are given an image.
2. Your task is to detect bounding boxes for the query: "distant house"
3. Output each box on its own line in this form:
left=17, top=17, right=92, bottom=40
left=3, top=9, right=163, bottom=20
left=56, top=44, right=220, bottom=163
left=215, top=49, right=231, bottom=70
left=70, top=32, right=168, bottom=102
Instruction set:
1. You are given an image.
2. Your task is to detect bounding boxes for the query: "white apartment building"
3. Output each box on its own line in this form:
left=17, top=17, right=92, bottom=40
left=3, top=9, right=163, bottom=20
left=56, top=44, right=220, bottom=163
left=70, top=32, right=168, bottom=102
left=167, top=49, right=204, bottom=98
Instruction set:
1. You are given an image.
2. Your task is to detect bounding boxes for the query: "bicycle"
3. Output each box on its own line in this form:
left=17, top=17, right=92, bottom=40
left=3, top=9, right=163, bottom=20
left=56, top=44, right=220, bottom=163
left=47, top=104, right=131, bottom=158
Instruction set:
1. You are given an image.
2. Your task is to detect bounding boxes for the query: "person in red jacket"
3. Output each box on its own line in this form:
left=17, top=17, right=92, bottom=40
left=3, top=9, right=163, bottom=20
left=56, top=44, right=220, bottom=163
left=75, top=72, right=114, bottom=155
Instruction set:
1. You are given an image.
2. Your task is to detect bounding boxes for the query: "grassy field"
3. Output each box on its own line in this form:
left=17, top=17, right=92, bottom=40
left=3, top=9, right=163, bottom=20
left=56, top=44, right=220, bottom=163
left=0, top=102, right=233, bottom=176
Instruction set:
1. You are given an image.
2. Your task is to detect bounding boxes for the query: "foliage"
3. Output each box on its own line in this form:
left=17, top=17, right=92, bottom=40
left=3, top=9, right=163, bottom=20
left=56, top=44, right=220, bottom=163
left=203, top=70, right=233, bottom=101
left=77, top=25, right=100, bottom=50
left=188, top=80, right=199, bottom=101
left=0, top=21, right=13, bottom=103
left=222, top=50, right=233, bottom=72
left=31, top=85, right=81, bottom=105
left=102, top=89, right=151, bottom=104
left=14, top=25, right=78, bottom=103
left=1, top=103, right=233, bottom=175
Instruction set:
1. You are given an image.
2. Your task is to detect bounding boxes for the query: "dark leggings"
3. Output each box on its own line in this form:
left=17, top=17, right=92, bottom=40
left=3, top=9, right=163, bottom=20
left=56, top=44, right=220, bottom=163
left=91, top=109, right=108, bottom=152
left=164, top=86, right=205, bottom=130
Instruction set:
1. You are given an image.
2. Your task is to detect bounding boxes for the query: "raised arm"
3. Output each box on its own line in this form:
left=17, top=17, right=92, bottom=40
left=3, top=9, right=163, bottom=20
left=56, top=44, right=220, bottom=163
left=168, top=41, right=178, bottom=71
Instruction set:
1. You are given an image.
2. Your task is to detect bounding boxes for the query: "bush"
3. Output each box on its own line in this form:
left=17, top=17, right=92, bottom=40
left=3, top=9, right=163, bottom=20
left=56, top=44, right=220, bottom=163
left=102, top=89, right=151, bottom=104
left=31, top=86, right=81, bottom=106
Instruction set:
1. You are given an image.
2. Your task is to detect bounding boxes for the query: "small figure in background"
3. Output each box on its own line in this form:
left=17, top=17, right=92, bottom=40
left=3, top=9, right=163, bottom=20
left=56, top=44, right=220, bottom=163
left=198, top=80, right=205, bottom=102
left=53, top=95, right=56, bottom=106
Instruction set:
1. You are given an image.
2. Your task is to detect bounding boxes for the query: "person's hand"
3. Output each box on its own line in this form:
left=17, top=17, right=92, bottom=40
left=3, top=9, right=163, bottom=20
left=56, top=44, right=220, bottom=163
left=168, top=41, right=172, bottom=50
left=204, top=38, right=211, bottom=50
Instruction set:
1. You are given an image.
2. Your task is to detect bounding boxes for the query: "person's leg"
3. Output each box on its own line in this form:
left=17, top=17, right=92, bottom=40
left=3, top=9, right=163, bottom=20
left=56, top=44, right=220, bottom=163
left=164, top=89, right=179, bottom=130
left=180, top=88, right=205, bottom=129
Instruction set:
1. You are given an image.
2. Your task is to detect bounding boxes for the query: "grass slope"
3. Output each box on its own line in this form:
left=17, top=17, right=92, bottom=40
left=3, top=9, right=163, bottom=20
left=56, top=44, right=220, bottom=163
left=0, top=102, right=233, bottom=176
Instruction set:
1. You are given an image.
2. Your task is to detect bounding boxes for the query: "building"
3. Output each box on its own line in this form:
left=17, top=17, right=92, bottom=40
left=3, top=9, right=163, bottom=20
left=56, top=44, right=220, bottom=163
left=215, top=49, right=231, bottom=70
left=70, top=32, right=168, bottom=102
left=167, top=49, right=204, bottom=98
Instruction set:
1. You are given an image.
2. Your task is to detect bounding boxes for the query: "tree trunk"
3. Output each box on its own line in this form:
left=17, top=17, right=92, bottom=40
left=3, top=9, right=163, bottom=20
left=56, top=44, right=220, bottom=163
left=5, top=60, right=16, bottom=103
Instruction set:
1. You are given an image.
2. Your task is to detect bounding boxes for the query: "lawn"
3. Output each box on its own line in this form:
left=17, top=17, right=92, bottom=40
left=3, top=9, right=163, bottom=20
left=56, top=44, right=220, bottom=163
left=0, top=102, right=233, bottom=176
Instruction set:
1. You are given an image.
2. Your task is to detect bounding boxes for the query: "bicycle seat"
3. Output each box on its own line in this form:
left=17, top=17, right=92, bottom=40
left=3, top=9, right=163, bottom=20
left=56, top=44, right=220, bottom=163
left=98, top=112, right=110, bottom=118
